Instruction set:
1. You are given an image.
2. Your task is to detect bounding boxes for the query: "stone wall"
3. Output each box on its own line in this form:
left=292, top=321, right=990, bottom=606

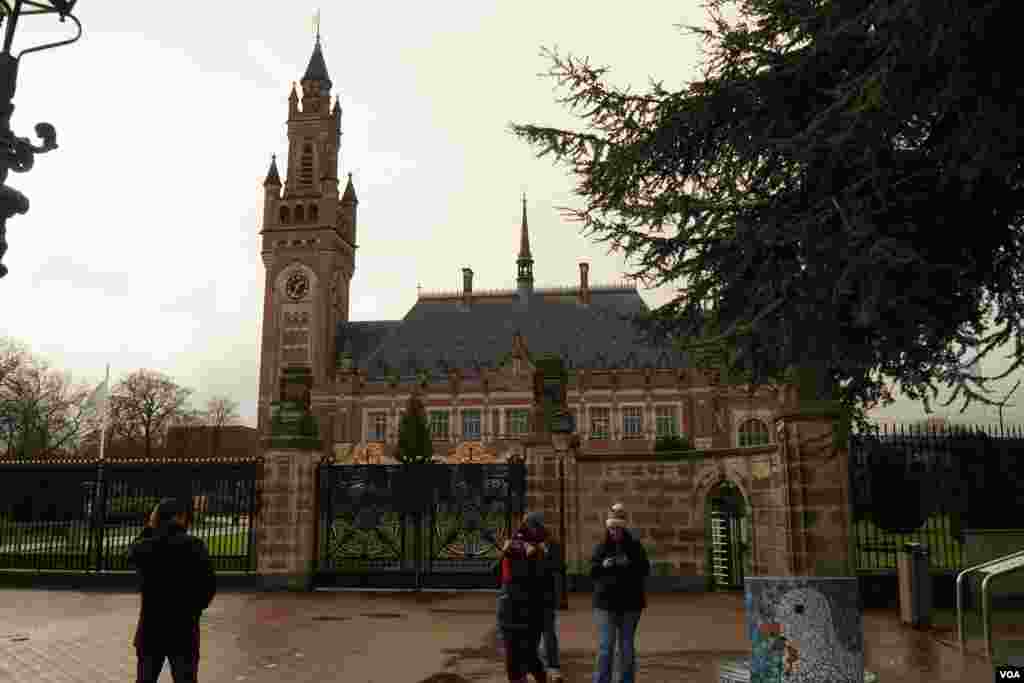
left=255, top=406, right=853, bottom=590
left=571, top=445, right=777, bottom=580
left=555, top=408, right=853, bottom=582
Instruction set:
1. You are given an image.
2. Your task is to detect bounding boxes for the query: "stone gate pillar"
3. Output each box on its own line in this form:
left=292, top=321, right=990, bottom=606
left=772, top=401, right=854, bottom=577
left=257, top=368, right=325, bottom=591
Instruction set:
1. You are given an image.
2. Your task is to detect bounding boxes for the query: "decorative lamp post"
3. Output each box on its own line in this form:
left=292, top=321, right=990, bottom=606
left=0, top=0, right=83, bottom=279
left=535, top=352, right=576, bottom=611
left=550, top=413, right=575, bottom=611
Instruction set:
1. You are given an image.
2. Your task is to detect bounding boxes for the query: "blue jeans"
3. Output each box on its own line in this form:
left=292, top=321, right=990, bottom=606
left=539, top=608, right=560, bottom=670
left=592, top=609, right=641, bottom=683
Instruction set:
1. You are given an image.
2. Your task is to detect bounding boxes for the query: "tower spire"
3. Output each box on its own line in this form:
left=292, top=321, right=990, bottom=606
left=302, top=12, right=332, bottom=91
left=518, top=193, right=532, bottom=258
left=516, top=193, right=534, bottom=300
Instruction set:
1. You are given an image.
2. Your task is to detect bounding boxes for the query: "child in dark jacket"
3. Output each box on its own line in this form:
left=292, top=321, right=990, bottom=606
left=496, top=512, right=551, bottom=683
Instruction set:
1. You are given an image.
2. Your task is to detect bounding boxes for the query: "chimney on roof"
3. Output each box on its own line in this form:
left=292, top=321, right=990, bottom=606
left=579, top=262, right=591, bottom=306
left=462, top=267, right=473, bottom=308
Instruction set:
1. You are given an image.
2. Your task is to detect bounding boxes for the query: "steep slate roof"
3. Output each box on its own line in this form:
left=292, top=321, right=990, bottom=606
left=336, top=321, right=401, bottom=365
left=302, top=39, right=332, bottom=89
left=337, top=287, right=689, bottom=381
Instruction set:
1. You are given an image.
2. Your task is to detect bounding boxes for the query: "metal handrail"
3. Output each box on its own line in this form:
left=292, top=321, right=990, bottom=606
left=956, top=548, right=1024, bottom=655
left=980, top=554, right=1024, bottom=660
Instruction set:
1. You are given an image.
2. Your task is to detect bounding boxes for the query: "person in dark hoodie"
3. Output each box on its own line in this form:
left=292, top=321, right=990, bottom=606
left=590, top=502, right=649, bottom=683
left=127, top=497, right=216, bottom=683
left=495, top=511, right=552, bottom=683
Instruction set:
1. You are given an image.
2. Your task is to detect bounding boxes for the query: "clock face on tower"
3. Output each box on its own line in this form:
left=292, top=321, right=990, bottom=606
left=285, top=271, right=310, bottom=301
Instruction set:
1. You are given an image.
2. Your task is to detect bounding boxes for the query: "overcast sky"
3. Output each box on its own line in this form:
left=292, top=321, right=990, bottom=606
left=2, top=2, right=1021, bottom=430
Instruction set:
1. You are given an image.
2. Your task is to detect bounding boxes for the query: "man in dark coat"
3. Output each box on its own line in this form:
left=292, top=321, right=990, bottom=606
left=534, top=515, right=565, bottom=681
left=496, top=511, right=552, bottom=683
left=590, top=503, right=650, bottom=683
left=127, top=497, right=216, bottom=683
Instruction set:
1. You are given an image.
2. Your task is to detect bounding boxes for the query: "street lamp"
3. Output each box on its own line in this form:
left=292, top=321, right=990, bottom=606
left=1, top=0, right=83, bottom=279
left=550, top=411, right=575, bottom=612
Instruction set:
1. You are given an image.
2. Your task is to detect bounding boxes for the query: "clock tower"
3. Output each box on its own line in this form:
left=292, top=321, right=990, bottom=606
left=257, top=33, right=358, bottom=435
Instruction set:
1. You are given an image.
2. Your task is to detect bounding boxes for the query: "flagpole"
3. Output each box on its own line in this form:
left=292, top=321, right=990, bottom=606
left=98, top=364, right=109, bottom=462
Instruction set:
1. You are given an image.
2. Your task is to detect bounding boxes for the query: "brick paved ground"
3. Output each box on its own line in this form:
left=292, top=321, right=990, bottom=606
left=0, top=587, right=1002, bottom=682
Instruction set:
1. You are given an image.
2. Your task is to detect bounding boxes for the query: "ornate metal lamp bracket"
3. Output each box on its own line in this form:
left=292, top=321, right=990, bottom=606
left=0, top=7, right=84, bottom=279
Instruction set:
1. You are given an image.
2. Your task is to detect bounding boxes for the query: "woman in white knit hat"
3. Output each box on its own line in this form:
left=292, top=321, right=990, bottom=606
left=589, top=502, right=649, bottom=683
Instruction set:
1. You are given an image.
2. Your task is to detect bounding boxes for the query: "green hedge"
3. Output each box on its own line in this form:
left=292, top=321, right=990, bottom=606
left=106, top=496, right=164, bottom=517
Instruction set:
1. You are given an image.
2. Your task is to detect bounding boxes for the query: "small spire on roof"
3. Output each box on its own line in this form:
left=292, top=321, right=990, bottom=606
left=518, top=193, right=531, bottom=259
left=263, top=154, right=281, bottom=187
left=342, top=172, right=358, bottom=203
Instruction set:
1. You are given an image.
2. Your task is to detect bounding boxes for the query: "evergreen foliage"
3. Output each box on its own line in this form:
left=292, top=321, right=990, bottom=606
left=397, top=392, right=434, bottom=464
left=512, top=0, right=1024, bottom=432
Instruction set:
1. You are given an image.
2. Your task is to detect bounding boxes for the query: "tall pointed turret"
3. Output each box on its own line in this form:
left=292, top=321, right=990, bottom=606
left=302, top=35, right=332, bottom=91
left=263, top=154, right=281, bottom=188
left=257, top=25, right=355, bottom=436
left=516, top=193, right=534, bottom=300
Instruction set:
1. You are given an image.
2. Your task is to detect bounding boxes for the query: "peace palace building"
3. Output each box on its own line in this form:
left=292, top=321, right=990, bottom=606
left=256, top=38, right=779, bottom=464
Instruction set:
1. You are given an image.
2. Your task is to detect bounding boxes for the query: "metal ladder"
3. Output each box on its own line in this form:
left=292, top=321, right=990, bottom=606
left=710, top=511, right=733, bottom=589
left=956, top=547, right=1024, bottom=660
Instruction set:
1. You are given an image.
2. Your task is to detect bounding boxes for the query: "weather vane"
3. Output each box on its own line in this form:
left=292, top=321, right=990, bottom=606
left=313, top=9, right=321, bottom=42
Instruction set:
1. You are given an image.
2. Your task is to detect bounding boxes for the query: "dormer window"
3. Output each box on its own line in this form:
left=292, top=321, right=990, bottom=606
left=295, top=205, right=305, bottom=223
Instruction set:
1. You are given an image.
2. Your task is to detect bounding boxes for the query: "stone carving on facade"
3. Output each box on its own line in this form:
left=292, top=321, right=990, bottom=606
left=350, top=442, right=388, bottom=464
left=452, top=441, right=500, bottom=464
left=329, top=270, right=345, bottom=315
left=714, top=399, right=727, bottom=434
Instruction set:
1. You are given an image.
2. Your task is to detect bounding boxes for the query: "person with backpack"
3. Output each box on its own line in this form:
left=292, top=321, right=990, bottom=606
left=590, top=503, right=650, bottom=683
left=496, top=511, right=552, bottom=683
left=127, top=497, right=217, bottom=683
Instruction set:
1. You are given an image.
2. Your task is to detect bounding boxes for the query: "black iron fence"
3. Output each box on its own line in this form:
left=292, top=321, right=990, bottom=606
left=317, top=463, right=527, bottom=589
left=849, top=423, right=1024, bottom=572
left=0, top=458, right=261, bottom=573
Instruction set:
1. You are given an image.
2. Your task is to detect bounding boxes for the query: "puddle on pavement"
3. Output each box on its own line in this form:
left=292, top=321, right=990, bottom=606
left=416, top=675, right=472, bottom=683
left=428, top=608, right=497, bottom=616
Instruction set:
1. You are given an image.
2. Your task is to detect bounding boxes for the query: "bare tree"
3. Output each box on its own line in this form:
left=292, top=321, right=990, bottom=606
left=108, top=370, right=193, bottom=459
left=0, top=347, right=91, bottom=461
left=204, top=395, right=240, bottom=457
left=0, top=337, right=29, bottom=387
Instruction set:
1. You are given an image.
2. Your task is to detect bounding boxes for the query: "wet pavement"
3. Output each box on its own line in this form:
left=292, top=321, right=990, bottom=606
left=0, top=587, right=1007, bottom=682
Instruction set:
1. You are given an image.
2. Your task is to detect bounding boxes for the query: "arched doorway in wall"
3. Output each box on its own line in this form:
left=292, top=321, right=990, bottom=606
left=704, top=479, right=752, bottom=590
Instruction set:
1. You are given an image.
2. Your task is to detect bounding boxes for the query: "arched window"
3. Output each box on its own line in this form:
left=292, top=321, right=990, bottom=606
left=738, top=418, right=770, bottom=447
left=294, top=204, right=305, bottom=222
left=299, top=143, right=314, bottom=187
left=310, top=204, right=319, bottom=222
left=279, top=206, right=290, bottom=224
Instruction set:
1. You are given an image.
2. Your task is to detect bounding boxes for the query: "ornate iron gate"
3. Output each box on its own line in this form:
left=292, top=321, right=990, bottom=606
left=316, top=463, right=527, bottom=589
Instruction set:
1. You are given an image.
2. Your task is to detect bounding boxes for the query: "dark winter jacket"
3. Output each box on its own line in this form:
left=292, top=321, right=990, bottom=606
left=495, top=528, right=552, bottom=632
left=542, top=539, right=566, bottom=611
left=590, top=529, right=650, bottom=613
left=126, top=523, right=217, bottom=654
